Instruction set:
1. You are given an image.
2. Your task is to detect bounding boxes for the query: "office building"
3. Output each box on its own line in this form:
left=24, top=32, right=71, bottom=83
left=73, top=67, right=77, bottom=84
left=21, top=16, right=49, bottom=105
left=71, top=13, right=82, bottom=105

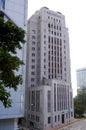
left=77, top=68, right=86, bottom=89
left=0, top=0, right=28, bottom=130
left=26, top=7, right=74, bottom=130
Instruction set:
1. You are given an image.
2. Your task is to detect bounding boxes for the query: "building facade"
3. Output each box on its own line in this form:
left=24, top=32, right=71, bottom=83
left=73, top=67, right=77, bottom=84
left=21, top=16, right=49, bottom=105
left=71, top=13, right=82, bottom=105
left=77, top=68, right=86, bottom=88
left=0, top=0, right=28, bottom=130
left=26, top=7, right=74, bottom=130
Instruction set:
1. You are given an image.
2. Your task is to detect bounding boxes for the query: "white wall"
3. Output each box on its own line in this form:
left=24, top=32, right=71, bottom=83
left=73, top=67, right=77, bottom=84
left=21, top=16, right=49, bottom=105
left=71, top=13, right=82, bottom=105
left=0, top=0, right=28, bottom=119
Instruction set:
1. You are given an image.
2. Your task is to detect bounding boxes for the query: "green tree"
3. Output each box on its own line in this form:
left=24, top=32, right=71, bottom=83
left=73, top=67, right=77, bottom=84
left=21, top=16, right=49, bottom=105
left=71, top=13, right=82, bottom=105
left=74, top=87, right=86, bottom=117
left=0, top=17, right=26, bottom=107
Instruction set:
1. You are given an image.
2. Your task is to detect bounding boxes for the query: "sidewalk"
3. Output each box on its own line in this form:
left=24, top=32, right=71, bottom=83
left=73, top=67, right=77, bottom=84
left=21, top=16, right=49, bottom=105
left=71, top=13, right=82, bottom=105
left=57, top=118, right=82, bottom=130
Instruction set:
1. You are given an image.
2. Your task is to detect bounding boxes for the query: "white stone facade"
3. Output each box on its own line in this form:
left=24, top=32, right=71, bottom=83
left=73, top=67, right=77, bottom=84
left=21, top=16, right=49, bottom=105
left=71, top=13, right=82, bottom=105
left=27, top=7, right=73, bottom=130
left=0, top=0, right=28, bottom=130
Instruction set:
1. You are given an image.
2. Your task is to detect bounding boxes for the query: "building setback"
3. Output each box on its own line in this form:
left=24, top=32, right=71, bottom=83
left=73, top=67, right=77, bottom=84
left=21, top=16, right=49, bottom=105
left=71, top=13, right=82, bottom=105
left=0, top=0, right=28, bottom=130
left=26, top=7, right=74, bottom=130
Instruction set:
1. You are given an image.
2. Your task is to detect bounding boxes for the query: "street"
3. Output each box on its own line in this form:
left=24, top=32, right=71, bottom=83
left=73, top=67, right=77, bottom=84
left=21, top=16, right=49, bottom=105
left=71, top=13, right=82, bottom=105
left=59, top=119, right=86, bottom=130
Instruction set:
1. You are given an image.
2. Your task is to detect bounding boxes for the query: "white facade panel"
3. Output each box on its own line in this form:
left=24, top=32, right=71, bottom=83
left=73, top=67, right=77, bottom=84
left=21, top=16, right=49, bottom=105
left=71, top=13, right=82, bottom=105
left=0, top=0, right=28, bottom=125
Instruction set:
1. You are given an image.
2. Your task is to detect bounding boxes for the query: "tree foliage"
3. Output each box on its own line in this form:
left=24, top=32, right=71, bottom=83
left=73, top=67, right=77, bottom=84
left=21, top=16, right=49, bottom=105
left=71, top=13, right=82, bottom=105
left=0, top=17, right=26, bottom=107
left=74, top=87, right=86, bottom=117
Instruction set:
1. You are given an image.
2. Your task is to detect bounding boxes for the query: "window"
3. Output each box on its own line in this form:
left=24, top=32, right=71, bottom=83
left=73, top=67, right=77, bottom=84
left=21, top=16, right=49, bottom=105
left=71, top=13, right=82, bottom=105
left=55, top=116, right=57, bottom=122
left=44, top=59, right=46, bottom=62
left=32, top=59, right=35, bottom=62
left=44, top=41, right=46, bottom=44
left=44, top=35, right=46, bottom=38
left=54, top=25, right=56, bottom=29
left=32, top=47, right=35, bottom=51
left=44, top=71, right=46, bottom=75
left=32, top=35, right=35, bottom=39
left=31, top=91, right=35, bottom=111
left=44, top=65, right=46, bottom=68
left=0, top=0, right=5, bottom=9
left=31, top=65, right=35, bottom=69
left=32, top=30, right=36, bottom=34
left=47, top=91, right=51, bottom=112
left=54, top=86, right=56, bottom=111
left=44, top=46, right=46, bottom=49
left=31, top=72, right=35, bottom=75
left=36, top=116, right=40, bottom=122
left=54, top=32, right=56, bottom=35
left=32, top=53, right=35, bottom=56
left=48, top=117, right=51, bottom=124
left=31, top=78, right=34, bottom=81
left=32, top=41, right=35, bottom=45
left=44, top=52, right=46, bottom=56
left=59, top=26, right=61, bottom=30
left=31, top=84, right=34, bottom=87
left=48, top=23, right=50, bottom=28
left=71, top=112, right=73, bottom=117
left=36, top=91, right=40, bottom=112
left=31, top=115, right=34, bottom=120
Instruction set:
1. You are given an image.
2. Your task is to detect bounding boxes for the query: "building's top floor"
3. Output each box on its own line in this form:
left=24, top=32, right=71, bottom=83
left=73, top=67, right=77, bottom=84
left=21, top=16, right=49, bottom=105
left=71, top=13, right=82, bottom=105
left=35, top=6, right=63, bottom=17
left=29, top=7, right=65, bottom=25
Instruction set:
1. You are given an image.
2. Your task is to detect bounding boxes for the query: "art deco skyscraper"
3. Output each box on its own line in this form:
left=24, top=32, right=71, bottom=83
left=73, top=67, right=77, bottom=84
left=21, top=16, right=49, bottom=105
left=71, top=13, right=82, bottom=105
left=26, top=7, right=73, bottom=130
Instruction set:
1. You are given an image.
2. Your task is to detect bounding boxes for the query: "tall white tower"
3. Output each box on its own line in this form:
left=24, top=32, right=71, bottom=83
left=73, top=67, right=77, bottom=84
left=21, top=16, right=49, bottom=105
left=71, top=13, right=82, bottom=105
left=0, top=1, right=28, bottom=130
left=27, top=7, right=73, bottom=130
left=27, top=7, right=71, bottom=87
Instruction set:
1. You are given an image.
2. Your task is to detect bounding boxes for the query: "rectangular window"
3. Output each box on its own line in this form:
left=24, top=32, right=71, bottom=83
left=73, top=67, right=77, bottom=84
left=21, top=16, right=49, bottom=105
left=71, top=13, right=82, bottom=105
left=48, top=117, right=51, bottom=124
left=31, top=91, right=35, bottom=111
left=31, top=78, right=34, bottom=81
left=44, top=35, right=46, bottom=38
left=57, top=38, right=59, bottom=45
left=31, top=72, right=35, bottom=75
left=47, top=90, right=51, bottom=112
left=54, top=86, right=56, bottom=111
left=32, top=47, right=35, bottom=51
left=31, top=65, right=35, bottom=69
left=32, top=41, right=35, bottom=44
left=31, top=115, right=34, bottom=120
left=36, top=91, right=40, bottom=112
left=48, top=36, right=50, bottom=43
left=36, top=116, right=40, bottom=122
left=32, top=35, right=35, bottom=39
left=55, top=116, right=57, bottom=122
left=32, top=53, right=35, bottom=56
left=32, top=59, right=35, bottom=62
left=32, top=30, right=36, bottom=34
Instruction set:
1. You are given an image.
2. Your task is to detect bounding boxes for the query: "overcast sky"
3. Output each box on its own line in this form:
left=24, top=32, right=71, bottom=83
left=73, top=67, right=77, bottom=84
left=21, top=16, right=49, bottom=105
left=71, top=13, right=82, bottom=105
left=28, top=0, right=86, bottom=97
